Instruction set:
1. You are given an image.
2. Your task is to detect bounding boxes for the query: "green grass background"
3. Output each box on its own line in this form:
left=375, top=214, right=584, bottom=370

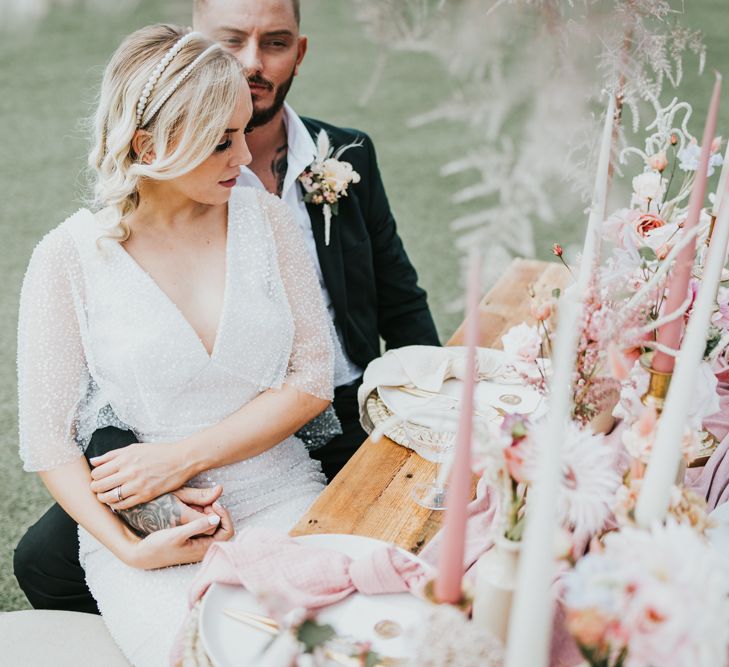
left=1, top=0, right=727, bottom=610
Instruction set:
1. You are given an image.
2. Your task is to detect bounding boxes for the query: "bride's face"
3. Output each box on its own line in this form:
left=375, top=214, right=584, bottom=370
left=168, top=83, right=253, bottom=206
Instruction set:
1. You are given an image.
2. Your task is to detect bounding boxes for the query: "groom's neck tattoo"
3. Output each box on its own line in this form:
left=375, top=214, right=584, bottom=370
left=271, top=141, right=288, bottom=197
left=118, top=493, right=182, bottom=537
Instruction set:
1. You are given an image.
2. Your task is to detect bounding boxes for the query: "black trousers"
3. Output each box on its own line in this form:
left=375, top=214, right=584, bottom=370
left=309, top=380, right=366, bottom=482
left=13, top=426, right=138, bottom=614
left=13, top=381, right=366, bottom=614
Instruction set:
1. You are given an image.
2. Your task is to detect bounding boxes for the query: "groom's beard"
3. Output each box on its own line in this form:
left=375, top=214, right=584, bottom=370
left=247, top=67, right=296, bottom=130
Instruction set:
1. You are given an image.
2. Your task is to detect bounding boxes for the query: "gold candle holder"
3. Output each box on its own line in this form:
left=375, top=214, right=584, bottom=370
left=640, top=352, right=672, bottom=414
left=422, top=579, right=473, bottom=614
left=706, top=213, right=718, bottom=247
left=688, top=430, right=720, bottom=468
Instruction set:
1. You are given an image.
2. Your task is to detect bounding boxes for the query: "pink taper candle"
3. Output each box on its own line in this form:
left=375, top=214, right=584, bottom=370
left=653, top=74, right=722, bottom=373
left=434, top=247, right=481, bottom=604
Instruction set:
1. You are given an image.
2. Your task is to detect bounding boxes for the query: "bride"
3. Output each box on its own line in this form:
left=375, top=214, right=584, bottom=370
left=17, top=24, right=334, bottom=666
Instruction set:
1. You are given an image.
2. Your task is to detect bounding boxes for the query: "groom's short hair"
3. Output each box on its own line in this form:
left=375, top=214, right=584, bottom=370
left=193, top=0, right=301, bottom=27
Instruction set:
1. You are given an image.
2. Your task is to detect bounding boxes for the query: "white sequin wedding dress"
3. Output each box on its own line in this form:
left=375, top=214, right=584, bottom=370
left=17, top=187, right=334, bottom=666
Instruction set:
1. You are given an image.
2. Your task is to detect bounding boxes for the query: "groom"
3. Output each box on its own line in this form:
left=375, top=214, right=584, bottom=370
left=14, top=0, right=439, bottom=614
left=193, top=0, right=439, bottom=477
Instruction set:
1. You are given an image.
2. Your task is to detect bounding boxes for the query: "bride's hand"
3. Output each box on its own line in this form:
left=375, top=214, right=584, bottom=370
left=123, top=501, right=234, bottom=570
left=89, top=441, right=192, bottom=509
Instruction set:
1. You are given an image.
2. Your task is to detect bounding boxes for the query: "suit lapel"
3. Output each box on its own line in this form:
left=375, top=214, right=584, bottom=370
left=308, top=200, right=347, bottom=330
left=301, top=118, right=349, bottom=331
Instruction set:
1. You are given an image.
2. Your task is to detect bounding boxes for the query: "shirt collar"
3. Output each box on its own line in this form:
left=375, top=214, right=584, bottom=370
left=237, top=103, right=317, bottom=198
left=283, top=102, right=317, bottom=186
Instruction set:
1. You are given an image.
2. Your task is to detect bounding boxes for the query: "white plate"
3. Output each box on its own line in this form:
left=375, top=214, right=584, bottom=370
left=378, top=378, right=545, bottom=426
left=199, top=534, right=431, bottom=666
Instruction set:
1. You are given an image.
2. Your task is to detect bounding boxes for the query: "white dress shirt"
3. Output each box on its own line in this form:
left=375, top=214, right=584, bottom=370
left=237, top=103, right=363, bottom=387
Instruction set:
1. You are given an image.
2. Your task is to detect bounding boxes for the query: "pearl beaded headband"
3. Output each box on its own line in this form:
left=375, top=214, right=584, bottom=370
left=135, top=32, right=220, bottom=128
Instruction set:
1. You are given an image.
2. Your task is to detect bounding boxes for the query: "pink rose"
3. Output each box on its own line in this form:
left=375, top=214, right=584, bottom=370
left=646, top=151, right=668, bottom=172
left=603, top=208, right=640, bottom=249
left=530, top=299, right=552, bottom=322
left=566, top=607, right=610, bottom=648
left=503, top=443, right=525, bottom=483
left=634, top=213, right=666, bottom=238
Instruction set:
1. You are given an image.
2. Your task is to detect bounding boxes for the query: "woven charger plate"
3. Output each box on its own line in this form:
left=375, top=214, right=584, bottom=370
left=365, top=389, right=458, bottom=450
left=365, top=389, right=409, bottom=446
left=365, top=388, right=520, bottom=452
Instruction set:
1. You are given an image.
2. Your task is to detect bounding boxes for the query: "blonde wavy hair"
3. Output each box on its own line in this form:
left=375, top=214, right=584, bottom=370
left=89, top=24, right=244, bottom=241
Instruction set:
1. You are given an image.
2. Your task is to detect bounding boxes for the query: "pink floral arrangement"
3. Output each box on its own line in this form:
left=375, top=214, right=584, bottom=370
left=562, top=521, right=729, bottom=667
left=599, top=98, right=726, bottom=366
left=501, top=282, right=620, bottom=426
left=474, top=95, right=729, bottom=664
left=473, top=415, right=620, bottom=545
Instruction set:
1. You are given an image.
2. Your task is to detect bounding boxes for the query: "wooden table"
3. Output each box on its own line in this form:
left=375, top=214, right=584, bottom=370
left=291, top=258, right=569, bottom=553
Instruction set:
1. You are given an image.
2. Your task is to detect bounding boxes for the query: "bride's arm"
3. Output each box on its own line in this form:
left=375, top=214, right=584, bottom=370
left=18, top=228, right=231, bottom=567
left=39, top=457, right=226, bottom=568
left=90, top=193, right=335, bottom=509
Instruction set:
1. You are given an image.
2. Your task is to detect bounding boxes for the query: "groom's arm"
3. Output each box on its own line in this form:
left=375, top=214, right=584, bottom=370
left=86, top=427, right=215, bottom=536
left=362, top=135, right=440, bottom=349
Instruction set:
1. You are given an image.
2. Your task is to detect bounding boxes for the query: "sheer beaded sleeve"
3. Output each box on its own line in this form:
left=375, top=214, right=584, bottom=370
left=258, top=191, right=335, bottom=401
left=17, top=225, right=90, bottom=471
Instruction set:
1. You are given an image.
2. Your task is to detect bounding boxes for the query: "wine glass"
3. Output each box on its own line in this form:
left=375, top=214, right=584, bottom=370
left=403, top=407, right=461, bottom=511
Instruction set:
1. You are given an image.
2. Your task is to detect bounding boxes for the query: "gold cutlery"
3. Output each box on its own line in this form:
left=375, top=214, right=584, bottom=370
left=223, top=609, right=408, bottom=666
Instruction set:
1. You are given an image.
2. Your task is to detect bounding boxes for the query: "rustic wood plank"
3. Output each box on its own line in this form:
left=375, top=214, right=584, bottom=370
left=291, top=258, right=569, bottom=552
left=290, top=435, right=413, bottom=537
left=449, top=258, right=569, bottom=348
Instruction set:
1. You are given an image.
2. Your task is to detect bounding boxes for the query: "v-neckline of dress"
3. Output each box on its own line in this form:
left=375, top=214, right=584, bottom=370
left=109, top=201, right=234, bottom=361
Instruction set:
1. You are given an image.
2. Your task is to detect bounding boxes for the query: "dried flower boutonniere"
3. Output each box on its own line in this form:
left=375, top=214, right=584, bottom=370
left=299, top=130, right=362, bottom=245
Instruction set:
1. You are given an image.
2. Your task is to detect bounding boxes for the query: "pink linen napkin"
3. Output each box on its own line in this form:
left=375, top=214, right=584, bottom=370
left=418, top=478, right=498, bottom=574
left=187, top=527, right=427, bottom=610
left=169, top=527, right=428, bottom=665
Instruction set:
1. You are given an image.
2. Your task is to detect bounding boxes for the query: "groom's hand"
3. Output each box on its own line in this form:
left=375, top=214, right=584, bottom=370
left=117, top=485, right=224, bottom=537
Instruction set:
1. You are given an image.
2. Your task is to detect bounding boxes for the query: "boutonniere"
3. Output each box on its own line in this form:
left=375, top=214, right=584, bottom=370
left=299, top=130, right=362, bottom=245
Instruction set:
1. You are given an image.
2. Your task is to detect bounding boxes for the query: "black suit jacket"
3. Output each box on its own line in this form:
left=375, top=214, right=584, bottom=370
left=300, top=117, right=440, bottom=370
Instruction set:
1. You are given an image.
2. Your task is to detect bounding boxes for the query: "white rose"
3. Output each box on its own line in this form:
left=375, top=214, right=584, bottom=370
left=635, top=220, right=680, bottom=257
left=631, top=171, right=665, bottom=210
left=320, top=158, right=359, bottom=193
left=501, top=323, right=542, bottom=365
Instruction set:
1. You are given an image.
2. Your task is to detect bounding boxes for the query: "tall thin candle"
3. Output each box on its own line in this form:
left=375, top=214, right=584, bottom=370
left=652, top=75, right=722, bottom=373
left=637, top=173, right=729, bottom=526
left=578, top=93, right=617, bottom=292
left=434, top=248, right=481, bottom=604
left=504, top=95, right=617, bottom=666
left=504, top=292, right=582, bottom=667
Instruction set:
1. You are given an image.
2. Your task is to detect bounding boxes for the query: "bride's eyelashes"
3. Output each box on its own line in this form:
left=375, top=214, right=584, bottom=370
left=214, top=137, right=233, bottom=153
